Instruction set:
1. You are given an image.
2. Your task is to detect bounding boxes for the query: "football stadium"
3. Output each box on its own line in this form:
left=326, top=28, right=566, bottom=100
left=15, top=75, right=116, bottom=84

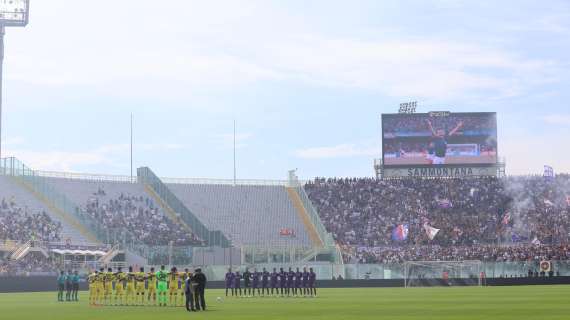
left=1, top=1, right=570, bottom=320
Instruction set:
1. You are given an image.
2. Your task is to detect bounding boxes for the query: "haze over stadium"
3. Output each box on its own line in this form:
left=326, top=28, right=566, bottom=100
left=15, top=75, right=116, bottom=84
left=1, top=1, right=570, bottom=320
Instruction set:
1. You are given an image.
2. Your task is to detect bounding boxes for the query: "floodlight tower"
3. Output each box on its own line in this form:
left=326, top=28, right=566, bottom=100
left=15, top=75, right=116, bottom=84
left=0, top=0, right=29, bottom=162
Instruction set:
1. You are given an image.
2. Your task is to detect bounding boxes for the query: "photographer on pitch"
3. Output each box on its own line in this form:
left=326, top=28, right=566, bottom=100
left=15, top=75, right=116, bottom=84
left=191, top=268, right=207, bottom=311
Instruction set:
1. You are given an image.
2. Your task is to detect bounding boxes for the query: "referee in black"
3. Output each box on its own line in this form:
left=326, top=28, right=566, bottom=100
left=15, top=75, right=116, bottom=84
left=192, top=268, right=207, bottom=311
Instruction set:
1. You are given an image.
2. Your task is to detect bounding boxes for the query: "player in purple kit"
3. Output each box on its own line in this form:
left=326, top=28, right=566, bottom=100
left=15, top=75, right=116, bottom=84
left=309, top=268, right=317, bottom=297
left=251, top=268, right=260, bottom=296
left=233, top=271, right=242, bottom=297
left=225, top=268, right=234, bottom=297
left=294, top=267, right=302, bottom=296
left=286, top=267, right=295, bottom=297
left=278, top=267, right=286, bottom=297
left=302, top=267, right=310, bottom=296
left=270, top=268, right=278, bottom=296
left=261, top=268, right=270, bottom=296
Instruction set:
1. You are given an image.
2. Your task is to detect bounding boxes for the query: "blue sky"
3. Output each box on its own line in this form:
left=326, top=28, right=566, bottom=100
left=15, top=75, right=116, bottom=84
left=2, top=0, right=570, bottom=179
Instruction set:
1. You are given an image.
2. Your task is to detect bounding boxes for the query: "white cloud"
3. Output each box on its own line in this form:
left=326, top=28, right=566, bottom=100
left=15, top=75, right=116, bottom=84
left=259, top=36, right=557, bottom=99
left=295, top=143, right=378, bottom=159
left=501, top=133, right=570, bottom=175
left=4, top=1, right=560, bottom=103
left=5, top=143, right=187, bottom=172
left=543, top=114, right=570, bottom=126
left=5, top=149, right=108, bottom=172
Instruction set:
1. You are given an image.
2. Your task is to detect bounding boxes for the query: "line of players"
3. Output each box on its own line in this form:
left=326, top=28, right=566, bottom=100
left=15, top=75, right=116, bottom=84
left=88, top=266, right=191, bottom=307
left=225, top=267, right=317, bottom=297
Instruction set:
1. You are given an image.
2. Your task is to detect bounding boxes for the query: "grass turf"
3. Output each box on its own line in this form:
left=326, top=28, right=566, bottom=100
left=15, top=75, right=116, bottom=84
left=1, top=286, right=569, bottom=320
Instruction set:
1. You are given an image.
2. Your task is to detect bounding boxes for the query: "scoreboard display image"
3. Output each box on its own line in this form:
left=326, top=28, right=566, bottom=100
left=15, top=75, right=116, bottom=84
left=382, top=112, right=498, bottom=166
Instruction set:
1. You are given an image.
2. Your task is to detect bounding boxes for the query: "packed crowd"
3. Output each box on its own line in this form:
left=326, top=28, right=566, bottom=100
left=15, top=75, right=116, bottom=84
left=383, top=139, right=497, bottom=155
left=347, top=244, right=570, bottom=264
left=305, top=175, right=570, bottom=263
left=81, top=190, right=204, bottom=246
left=0, top=197, right=62, bottom=242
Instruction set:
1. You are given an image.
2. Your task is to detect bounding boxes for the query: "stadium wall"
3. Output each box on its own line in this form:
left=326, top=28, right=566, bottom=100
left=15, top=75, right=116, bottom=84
left=3, top=277, right=570, bottom=293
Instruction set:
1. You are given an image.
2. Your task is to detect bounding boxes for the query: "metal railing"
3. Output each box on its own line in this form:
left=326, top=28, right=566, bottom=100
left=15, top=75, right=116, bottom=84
left=35, top=170, right=135, bottom=183
left=29, top=167, right=306, bottom=186
left=159, top=177, right=306, bottom=186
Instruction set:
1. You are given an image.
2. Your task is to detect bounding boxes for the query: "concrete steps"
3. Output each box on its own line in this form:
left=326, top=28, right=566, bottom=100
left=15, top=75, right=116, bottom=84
left=286, top=187, right=324, bottom=247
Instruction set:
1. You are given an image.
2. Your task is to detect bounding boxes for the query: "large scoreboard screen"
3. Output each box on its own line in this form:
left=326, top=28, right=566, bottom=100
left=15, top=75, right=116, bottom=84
left=382, top=112, right=497, bottom=166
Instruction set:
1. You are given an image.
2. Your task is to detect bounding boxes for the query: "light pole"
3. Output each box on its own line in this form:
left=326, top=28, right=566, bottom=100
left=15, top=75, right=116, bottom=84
left=0, top=0, right=29, bottom=162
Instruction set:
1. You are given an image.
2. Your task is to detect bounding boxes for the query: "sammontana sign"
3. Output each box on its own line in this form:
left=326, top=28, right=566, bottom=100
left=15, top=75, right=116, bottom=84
left=384, top=166, right=497, bottom=178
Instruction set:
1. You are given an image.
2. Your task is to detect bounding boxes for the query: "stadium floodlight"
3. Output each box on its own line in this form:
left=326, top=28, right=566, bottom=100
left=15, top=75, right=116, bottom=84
left=0, top=0, right=29, bottom=162
left=0, top=0, right=29, bottom=26
left=398, top=101, right=417, bottom=114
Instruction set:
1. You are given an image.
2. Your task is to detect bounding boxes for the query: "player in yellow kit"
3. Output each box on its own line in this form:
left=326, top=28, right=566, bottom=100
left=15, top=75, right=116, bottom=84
left=147, top=267, right=157, bottom=306
left=168, top=267, right=180, bottom=306
left=125, top=266, right=136, bottom=306
left=103, top=268, right=114, bottom=305
left=87, top=270, right=98, bottom=306
left=135, top=267, right=146, bottom=306
left=114, top=267, right=126, bottom=306
left=95, top=267, right=105, bottom=305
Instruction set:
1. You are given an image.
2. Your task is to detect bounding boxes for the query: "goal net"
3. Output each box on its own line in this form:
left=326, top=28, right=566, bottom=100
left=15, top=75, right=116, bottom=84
left=404, top=260, right=484, bottom=287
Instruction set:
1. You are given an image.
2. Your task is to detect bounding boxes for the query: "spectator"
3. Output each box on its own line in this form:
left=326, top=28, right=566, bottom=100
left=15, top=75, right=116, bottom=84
left=0, top=197, right=62, bottom=242
left=81, top=192, right=205, bottom=246
left=305, top=175, right=570, bottom=263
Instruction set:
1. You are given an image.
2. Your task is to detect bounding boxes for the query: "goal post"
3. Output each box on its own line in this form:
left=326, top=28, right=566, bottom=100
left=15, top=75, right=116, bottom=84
left=404, top=260, right=484, bottom=287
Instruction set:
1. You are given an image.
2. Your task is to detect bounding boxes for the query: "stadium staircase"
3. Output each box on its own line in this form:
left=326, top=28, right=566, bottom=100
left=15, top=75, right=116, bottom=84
left=9, top=241, right=49, bottom=261
left=98, top=244, right=144, bottom=269
left=291, top=185, right=343, bottom=264
left=98, top=244, right=121, bottom=265
left=286, top=187, right=324, bottom=247
left=9, top=240, right=31, bottom=260
left=137, top=167, right=230, bottom=247
left=0, top=157, right=98, bottom=244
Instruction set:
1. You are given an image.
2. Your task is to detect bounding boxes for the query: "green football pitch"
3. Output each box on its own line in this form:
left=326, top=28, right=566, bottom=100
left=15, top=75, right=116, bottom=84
left=1, top=286, right=569, bottom=320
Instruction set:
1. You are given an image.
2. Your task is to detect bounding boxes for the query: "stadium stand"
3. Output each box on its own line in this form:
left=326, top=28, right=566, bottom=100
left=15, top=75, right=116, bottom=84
left=347, top=244, right=570, bottom=264
left=4, top=155, right=570, bottom=274
left=44, top=178, right=204, bottom=246
left=305, top=175, right=570, bottom=263
left=166, top=183, right=312, bottom=247
left=0, top=251, right=60, bottom=275
left=0, top=176, right=84, bottom=243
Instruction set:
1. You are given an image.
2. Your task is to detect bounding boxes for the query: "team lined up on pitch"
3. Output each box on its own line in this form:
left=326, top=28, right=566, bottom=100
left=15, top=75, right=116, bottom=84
left=225, top=267, right=318, bottom=297
left=88, top=265, right=194, bottom=307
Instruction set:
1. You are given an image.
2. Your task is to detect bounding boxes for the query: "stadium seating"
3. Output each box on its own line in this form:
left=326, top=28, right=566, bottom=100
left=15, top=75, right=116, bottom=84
left=0, top=176, right=84, bottom=243
left=166, top=184, right=312, bottom=247
left=0, top=251, right=60, bottom=275
left=44, top=178, right=204, bottom=246
left=4, top=168, right=570, bottom=266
